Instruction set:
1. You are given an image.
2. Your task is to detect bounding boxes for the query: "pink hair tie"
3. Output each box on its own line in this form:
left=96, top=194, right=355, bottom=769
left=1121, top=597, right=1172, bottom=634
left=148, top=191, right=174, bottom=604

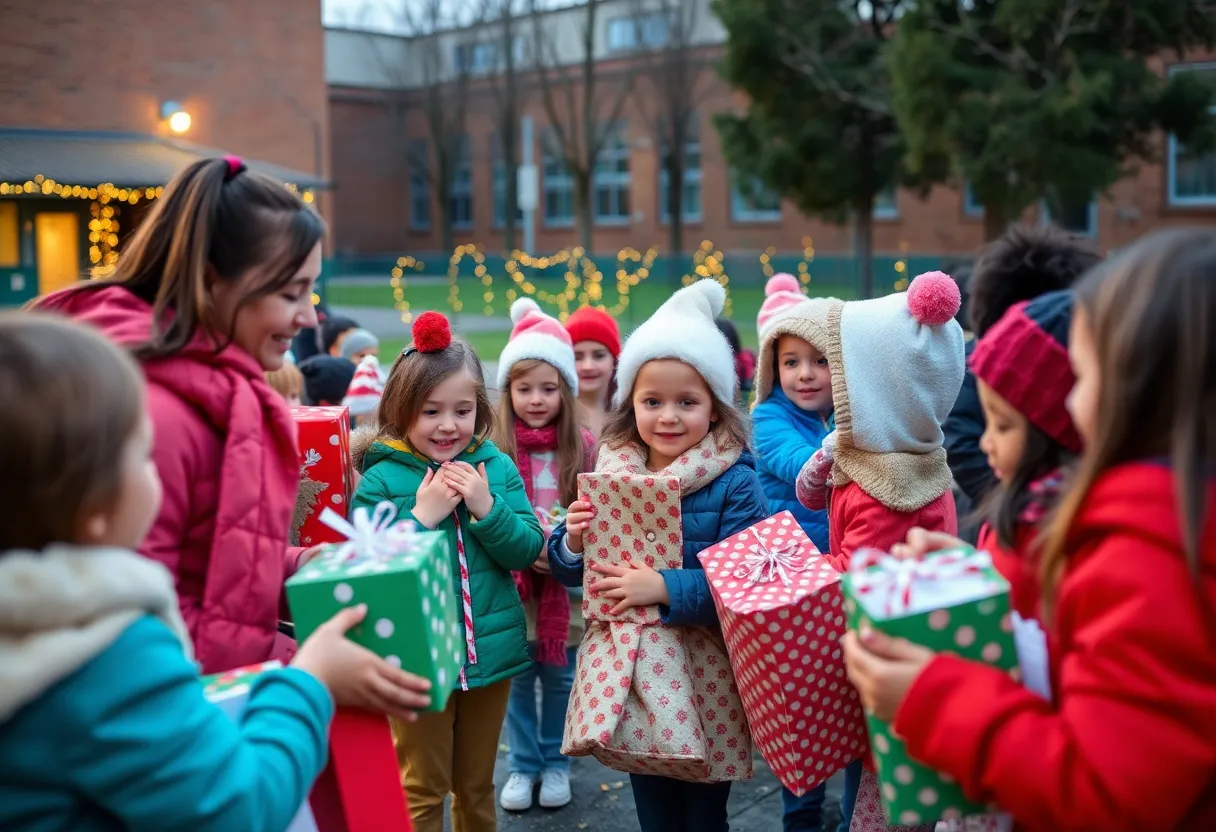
left=222, top=155, right=246, bottom=182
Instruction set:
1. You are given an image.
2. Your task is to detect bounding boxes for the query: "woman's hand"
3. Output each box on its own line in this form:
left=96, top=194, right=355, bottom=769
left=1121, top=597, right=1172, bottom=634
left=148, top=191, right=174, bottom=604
left=841, top=626, right=935, bottom=722
left=441, top=461, right=494, bottom=519
left=588, top=560, right=669, bottom=615
left=564, top=499, right=595, bottom=554
left=292, top=605, right=432, bottom=721
left=413, top=467, right=461, bottom=530
left=890, top=527, right=968, bottom=561
left=297, top=545, right=326, bottom=568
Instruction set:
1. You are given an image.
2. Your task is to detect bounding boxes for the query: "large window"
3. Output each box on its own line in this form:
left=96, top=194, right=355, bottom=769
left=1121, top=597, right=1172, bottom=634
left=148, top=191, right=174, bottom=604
left=606, top=12, right=671, bottom=53
left=873, top=186, right=899, bottom=219
left=409, top=139, right=431, bottom=231
left=542, top=132, right=574, bottom=227
left=659, top=123, right=702, bottom=223
left=962, top=181, right=984, bottom=217
left=491, top=136, right=524, bottom=228
left=449, top=135, right=473, bottom=229
left=730, top=175, right=782, bottom=222
left=1042, top=196, right=1098, bottom=238
left=1167, top=63, right=1216, bottom=206
left=454, top=37, right=527, bottom=75
left=594, top=125, right=631, bottom=224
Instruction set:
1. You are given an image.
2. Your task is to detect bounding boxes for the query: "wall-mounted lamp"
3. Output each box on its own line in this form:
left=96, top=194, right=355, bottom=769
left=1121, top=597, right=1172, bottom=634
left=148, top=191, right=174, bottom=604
left=161, top=101, right=192, bottom=135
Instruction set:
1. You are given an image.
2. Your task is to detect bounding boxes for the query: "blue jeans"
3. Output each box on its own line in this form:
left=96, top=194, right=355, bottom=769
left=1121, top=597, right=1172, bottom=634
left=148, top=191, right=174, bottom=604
left=781, top=759, right=864, bottom=832
left=505, top=645, right=577, bottom=775
left=631, top=773, right=732, bottom=832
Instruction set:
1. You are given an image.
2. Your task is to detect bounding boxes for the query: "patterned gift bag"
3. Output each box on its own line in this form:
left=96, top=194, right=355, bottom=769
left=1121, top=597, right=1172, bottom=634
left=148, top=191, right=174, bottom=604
left=561, top=473, right=753, bottom=782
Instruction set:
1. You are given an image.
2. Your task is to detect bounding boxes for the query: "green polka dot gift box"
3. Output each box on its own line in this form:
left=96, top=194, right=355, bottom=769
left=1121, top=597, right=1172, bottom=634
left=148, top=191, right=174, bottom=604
left=286, top=502, right=464, bottom=712
left=841, top=546, right=1018, bottom=827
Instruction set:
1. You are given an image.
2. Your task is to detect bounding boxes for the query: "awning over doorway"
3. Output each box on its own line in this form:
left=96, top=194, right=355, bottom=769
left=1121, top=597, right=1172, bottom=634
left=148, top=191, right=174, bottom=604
left=0, top=127, right=327, bottom=190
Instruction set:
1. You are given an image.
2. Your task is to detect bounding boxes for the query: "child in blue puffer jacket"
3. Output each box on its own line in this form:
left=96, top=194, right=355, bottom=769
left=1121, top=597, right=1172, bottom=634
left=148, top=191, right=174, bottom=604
left=0, top=314, right=432, bottom=832
left=548, top=280, right=769, bottom=832
left=749, top=276, right=862, bottom=832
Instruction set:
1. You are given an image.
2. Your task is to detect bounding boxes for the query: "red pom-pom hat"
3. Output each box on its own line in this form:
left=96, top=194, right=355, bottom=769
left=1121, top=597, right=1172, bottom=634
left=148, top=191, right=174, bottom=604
left=411, top=311, right=452, bottom=353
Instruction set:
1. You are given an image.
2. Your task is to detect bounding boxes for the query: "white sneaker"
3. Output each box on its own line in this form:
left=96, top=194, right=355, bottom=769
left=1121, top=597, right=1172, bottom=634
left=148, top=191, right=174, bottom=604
left=538, top=769, right=571, bottom=809
left=500, top=772, right=535, bottom=811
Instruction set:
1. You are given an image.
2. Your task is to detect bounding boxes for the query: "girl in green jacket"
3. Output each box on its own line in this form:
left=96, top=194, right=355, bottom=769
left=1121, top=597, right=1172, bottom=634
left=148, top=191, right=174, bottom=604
left=351, top=311, right=544, bottom=832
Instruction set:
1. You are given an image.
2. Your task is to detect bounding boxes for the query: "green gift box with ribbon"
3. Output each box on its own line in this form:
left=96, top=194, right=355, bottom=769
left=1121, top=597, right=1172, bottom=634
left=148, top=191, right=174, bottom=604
left=840, top=546, right=1018, bottom=826
left=286, top=502, right=464, bottom=712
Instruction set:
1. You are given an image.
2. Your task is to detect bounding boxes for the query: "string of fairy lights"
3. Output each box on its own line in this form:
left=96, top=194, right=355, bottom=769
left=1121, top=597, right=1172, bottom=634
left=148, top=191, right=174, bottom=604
left=385, top=235, right=910, bottom=325
left=0, top=174, right=315, bottom=279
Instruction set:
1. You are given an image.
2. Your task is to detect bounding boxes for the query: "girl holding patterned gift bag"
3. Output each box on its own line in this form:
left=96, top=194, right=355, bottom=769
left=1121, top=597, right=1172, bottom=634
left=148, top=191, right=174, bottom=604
left=351, top=311, right=545, bottom=832
left=0, top=314, right=432, bottom=831
left=563, top=305, right=620, bottom=437
left=548, top=279, right=770, bottom=832
left=32, top=156, right=327, bottom=674
left=844, top=229, right=1216, bottom=832
left=493, top=299, right=596, bottom=812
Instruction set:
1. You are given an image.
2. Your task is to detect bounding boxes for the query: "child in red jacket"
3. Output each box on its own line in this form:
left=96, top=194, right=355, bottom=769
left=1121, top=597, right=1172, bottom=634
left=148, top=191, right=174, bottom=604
left=844, top=228, right=1216, bottom=832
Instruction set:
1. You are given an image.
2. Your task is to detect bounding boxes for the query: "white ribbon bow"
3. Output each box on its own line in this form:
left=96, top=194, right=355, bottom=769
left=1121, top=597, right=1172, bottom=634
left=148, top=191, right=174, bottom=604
left=319, top=501, right=418, bottom=564
left=732, top=534, right=806, bottom=587
left=849, top=548, right=992, bottom=616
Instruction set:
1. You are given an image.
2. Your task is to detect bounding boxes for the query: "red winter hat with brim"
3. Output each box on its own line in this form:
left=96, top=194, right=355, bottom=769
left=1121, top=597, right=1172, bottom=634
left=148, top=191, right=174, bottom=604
left=564, top=306, right=621, bottom=360
left=969, top=290, right=1082, bottom=453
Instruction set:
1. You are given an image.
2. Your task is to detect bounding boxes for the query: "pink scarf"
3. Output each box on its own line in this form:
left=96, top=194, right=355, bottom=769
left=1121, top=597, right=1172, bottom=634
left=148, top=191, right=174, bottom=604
left=514, top=423, right=574, bottom=666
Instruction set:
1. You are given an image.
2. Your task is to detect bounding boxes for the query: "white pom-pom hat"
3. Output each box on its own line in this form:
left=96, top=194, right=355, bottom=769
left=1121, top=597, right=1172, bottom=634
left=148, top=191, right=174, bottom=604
left=614, top=279, right=735, bottom=407
left=496, top=298, right=579, bottom=393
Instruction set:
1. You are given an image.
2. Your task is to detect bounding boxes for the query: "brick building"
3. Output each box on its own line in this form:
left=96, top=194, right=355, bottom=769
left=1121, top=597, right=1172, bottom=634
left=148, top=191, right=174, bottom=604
left=326, top=0, right=1216, bottom=271
left=0, top=0, right=329, bottom=305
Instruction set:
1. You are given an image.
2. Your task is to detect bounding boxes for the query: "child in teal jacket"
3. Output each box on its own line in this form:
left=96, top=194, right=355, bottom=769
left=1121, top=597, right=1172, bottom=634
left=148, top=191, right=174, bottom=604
left=0, top=314, right=431, bottom=832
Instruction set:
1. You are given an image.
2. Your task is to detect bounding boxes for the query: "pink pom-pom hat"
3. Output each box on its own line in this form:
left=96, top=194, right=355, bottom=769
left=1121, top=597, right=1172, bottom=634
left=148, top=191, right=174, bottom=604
left=757, top=272, right=811, bottom=336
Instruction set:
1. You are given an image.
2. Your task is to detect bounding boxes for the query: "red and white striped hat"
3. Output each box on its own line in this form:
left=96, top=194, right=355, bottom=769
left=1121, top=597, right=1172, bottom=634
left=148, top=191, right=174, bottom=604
left=343, top=354, right=386, bottom=416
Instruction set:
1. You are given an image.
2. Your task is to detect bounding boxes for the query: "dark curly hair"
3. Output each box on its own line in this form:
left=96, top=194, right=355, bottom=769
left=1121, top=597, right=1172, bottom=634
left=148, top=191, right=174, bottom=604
left=968, top=225, right=1101, bottom=337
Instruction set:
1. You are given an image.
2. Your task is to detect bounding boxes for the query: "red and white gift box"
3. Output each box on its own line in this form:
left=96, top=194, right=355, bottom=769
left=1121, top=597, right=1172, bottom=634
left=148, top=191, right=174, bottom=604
left=698, top=511, right=867, bottom=795
left=290, top=406, right=353, bottom=547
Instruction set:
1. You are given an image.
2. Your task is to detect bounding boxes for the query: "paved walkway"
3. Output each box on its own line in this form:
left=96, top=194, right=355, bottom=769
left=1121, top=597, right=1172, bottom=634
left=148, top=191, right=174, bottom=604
left=333, top=305, right=512, bottom=340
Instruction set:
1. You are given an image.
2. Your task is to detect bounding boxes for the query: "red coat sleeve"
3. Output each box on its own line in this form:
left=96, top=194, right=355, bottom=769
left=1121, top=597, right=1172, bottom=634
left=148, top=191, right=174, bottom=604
left=829, top=488, right=956, bottom=572
left=893, top=541, right=1216, bottom=832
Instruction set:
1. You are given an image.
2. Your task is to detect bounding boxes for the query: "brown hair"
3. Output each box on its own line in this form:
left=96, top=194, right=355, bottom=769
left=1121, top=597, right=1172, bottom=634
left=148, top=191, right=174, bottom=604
left=376, top=337, right=494, bottom=447
left=0, top=313, right=145, bottom=550
left=46, top=158, right=324, bottom=360
left=265, top=362, right=304, bottom=402
left=1040, top=228, right=1216, bottom=616
left=494, top=359, right=585, bottom=505
left=599, top=363, right=750, bottom=459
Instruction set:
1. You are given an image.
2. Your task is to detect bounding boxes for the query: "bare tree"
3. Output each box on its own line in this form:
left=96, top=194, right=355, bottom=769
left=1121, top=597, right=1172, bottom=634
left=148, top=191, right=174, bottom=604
left=529, top=0, right=634, bottom=251
left=478, top=0, right=527, bottom=251
left=368, top=0, right=481, bottom=255
left=627, top=0, right=716, bottom=259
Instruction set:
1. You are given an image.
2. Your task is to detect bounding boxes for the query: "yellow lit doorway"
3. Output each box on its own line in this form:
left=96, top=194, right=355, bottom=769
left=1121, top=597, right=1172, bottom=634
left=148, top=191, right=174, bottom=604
left=35, top=212, right=81, bottom=296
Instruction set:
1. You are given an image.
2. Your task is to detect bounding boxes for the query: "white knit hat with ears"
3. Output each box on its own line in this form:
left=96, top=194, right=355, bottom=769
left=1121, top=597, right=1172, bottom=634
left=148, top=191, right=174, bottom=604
left=613, top=279, right=735, bottom=407
left=497, top=298, right=579, bottom=393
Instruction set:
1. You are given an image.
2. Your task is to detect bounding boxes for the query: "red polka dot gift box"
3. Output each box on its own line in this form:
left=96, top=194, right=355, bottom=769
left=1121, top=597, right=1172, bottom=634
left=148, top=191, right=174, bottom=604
left=290, top=405, right=353, bottom=547
left=561, top=473, right=754, bottom=783
left=841, top=546, right=1019, bottom=827
left=697, top=511, right=867, bottom=796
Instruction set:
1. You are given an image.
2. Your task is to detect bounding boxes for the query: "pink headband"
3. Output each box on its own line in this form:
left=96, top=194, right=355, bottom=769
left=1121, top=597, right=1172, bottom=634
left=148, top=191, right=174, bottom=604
left=222, top=155, right=246, bottom=182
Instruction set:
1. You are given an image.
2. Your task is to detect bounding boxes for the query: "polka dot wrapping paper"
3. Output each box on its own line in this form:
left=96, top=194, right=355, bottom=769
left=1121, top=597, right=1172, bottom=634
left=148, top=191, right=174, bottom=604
left=697, top=511, right=868, bottom=796
left=561, top=473, right=754, bottom=783
left=286, top=528, right=465, bottom=712
left=290, top=406, right=354, bottom=547
left=841, top=547, right=1019, bottom=827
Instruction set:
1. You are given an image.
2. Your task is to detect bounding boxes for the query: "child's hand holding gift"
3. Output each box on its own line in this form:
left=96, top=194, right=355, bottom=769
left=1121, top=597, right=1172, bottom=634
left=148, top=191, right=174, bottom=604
left=413, top=467, right=461, bottom=530
left=293, top=604, right=433, bottom=721
left=842, top=626, right=935, bottom=722
left=442, top=461, right=494, bottom=520
left=564, top=499, right=595, bottom=554
left=588, top=560, right=669, bottom=615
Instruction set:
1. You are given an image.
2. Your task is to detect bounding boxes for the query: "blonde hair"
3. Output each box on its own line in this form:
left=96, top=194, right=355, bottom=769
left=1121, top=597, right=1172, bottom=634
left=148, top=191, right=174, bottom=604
left=265, top=362, right=303, bottom=402
left=493, top=359, right=585, bottom=505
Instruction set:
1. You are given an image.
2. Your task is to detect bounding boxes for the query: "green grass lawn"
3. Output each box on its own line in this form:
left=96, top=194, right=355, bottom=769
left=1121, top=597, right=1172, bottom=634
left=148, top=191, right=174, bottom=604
left=325, top=275, right=857, bottom=353
left=379, top=331, right=509, bottom=361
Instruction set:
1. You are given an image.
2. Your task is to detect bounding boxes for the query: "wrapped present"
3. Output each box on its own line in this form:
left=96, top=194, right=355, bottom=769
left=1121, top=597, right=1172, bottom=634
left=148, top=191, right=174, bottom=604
left=311, top=709, right=413, bottom=832
left=285, top=501, right=463, bottom=712
left=841, top=547, right=1019, bottom=827
left=291, top=405, right=354, bottom=547
left=698, top=511, right=867, bottom=796
left=562, top=473, right=753, bottom=783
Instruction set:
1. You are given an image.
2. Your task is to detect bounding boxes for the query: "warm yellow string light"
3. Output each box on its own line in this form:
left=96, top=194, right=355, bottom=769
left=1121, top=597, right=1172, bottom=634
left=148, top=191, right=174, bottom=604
left=390, top=255, right=426, bottom=322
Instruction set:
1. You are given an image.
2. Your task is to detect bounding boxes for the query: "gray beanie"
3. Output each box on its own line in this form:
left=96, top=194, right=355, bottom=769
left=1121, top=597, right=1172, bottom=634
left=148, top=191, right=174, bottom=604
left=338, top=328, right=379, bottom=361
